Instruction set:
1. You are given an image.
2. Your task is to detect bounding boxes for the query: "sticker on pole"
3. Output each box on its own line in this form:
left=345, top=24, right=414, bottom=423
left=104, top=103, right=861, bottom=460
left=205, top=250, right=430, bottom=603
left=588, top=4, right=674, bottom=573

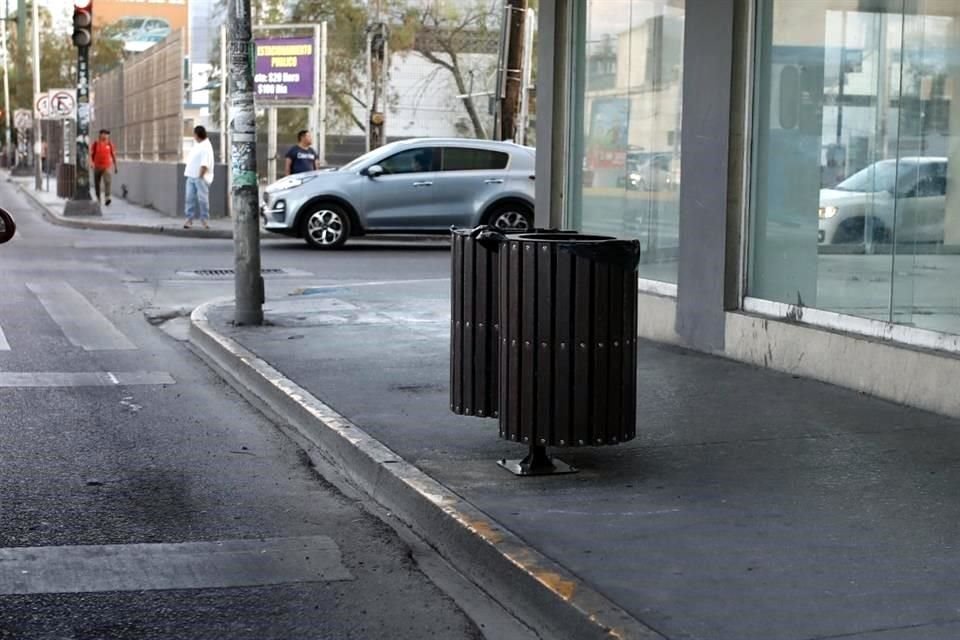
left=254, top=37, right=315, bottom=102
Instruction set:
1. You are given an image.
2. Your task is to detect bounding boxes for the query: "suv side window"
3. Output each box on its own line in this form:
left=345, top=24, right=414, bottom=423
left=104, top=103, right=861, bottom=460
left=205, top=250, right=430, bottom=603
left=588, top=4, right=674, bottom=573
left=378, top=148, right=437, bottom=175
left=442, top=147, right=509, bottom=171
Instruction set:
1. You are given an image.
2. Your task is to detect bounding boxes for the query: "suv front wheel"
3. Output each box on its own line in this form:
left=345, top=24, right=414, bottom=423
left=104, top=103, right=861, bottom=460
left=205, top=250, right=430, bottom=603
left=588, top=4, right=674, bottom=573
left=302, top=204, right=351, bottom=250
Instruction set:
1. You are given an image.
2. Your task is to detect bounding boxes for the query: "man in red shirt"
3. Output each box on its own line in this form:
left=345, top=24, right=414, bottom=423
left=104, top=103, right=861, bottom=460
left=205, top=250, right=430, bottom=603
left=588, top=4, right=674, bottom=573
left=90, top=129, right=118, bottom=206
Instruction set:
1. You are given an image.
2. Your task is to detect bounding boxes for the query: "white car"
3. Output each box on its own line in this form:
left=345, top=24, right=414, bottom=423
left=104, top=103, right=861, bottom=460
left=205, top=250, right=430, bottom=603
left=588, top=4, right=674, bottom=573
left=819, top=157, right=948, bottom=245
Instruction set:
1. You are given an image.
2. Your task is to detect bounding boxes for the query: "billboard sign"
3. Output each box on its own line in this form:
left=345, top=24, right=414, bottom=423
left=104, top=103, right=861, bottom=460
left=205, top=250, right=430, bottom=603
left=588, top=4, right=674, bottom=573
left=94, top=0, right=188, bottom=54
left=254, top=37, right=316, bottom=102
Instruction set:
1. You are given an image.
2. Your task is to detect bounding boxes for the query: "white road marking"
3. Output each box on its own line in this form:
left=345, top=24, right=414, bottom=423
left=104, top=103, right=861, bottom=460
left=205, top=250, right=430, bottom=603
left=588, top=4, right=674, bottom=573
left=0, top=326, right=9, bottom=351
left=0, top=371, right=175, bottom=388
left=0, top=536, right=353, bottom=595
left=26, top=281, right=136, bottom=351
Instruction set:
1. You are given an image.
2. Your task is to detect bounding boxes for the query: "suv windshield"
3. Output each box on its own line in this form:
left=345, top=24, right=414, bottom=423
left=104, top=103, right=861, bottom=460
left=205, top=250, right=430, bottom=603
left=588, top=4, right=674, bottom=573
left=341, top=142, right=406, bottom=172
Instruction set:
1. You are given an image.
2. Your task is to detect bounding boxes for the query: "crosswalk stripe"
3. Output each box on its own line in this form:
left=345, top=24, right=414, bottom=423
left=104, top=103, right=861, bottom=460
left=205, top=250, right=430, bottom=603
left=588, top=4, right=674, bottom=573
left=0, top=371, right=174, bottom=388
left=0, top=536, right=352, bottom=595
left=26, top=281, right=136, bottom=351
left=0, top=326, right=9, bottom=351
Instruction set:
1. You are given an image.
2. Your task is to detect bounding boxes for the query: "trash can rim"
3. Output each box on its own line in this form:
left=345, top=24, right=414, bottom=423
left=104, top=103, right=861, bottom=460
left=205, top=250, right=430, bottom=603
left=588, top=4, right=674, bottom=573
left=513, top=233, right=617, bottom=243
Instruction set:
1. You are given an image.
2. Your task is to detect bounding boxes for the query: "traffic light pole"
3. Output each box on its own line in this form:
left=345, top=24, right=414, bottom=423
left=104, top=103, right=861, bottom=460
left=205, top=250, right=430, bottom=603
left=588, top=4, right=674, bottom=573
left=30, top=0, right=39, bottom=190
left=1, top=1, right=12, bottom=168
left=228, top=0, right=263, bottom=325
left=64, top=1, right=98, bottom=216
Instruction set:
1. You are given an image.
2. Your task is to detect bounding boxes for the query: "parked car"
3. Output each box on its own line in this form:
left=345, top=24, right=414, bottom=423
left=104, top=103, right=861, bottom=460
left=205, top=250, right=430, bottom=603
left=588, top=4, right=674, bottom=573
left=627, top=153, right=680, bottom=192
left=818, top=157, right=948, bottom=244
left=261, top=138, right=536, bottom=249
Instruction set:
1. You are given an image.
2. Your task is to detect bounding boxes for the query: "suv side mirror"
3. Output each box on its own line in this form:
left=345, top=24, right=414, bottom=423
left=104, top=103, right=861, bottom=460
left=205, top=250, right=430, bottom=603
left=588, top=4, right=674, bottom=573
left=365, top=164, right=384, bottom=178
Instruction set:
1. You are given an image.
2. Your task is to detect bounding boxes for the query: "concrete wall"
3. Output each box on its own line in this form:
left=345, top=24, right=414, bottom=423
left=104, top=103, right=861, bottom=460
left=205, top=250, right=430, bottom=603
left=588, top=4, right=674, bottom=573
left=114, top=161, right=229, bottom=218
left=636, top=289, right=960, bottom=419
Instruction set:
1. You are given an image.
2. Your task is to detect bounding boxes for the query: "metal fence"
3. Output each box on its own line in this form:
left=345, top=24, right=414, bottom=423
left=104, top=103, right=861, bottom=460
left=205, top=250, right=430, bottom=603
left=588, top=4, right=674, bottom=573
left=92, top=29, right=185, bottom=162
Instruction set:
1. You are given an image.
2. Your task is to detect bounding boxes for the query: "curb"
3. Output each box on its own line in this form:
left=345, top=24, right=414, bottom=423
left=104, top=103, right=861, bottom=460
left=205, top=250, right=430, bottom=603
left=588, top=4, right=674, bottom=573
left=14, top=182, right=234, bottom=239
left=189, top=300, right=665, bottom=640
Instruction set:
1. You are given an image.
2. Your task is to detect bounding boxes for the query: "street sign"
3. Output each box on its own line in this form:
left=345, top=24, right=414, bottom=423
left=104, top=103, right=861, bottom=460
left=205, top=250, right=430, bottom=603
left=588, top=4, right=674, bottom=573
left=34, top=93, right=49, bottom=119
left=254, top=37, right=316, bottom=102
left=13, top=109, right=32, bottom=130
left=48, top=90, right=77, bottom=119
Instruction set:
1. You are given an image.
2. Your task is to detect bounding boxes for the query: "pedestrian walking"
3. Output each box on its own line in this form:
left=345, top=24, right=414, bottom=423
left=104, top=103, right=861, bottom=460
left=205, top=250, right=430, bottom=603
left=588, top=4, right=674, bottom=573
left=183, top=125, right=215, bottom=229
left=90, top=130, right=118, bottom=206
left=284, top=130, right=320, bottom=176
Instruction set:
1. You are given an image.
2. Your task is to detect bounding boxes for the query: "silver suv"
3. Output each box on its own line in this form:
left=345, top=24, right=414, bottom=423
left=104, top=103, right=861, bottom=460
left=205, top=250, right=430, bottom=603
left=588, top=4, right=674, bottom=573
left=262, top=138, right=536, bottom=249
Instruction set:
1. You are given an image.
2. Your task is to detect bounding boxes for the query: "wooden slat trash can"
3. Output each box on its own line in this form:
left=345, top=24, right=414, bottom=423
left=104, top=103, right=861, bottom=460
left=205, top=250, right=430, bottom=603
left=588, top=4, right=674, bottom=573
left=496, top=233, right=641, bottom=475
left=450, top=226, right=504, bottom=419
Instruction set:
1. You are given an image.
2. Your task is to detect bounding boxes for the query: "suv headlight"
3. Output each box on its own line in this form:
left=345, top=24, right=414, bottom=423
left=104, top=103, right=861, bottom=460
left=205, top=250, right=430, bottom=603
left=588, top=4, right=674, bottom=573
left=272, top=174, right=317, bottom=191
left=818, top=205, right=838, bottom=219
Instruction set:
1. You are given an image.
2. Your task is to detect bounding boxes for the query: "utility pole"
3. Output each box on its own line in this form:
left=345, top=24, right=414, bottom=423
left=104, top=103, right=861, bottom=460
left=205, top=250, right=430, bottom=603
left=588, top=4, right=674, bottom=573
left=1, top=0, right=12, bottom=168
left=366, top=0, right=387, bottom=151
left=499, top=0, right=527, bottom=143
left=64, top=0, right=98, bottom=215
left=228, top=0, right=263, bottom=325
left=30, top=0, right=38, bottom=190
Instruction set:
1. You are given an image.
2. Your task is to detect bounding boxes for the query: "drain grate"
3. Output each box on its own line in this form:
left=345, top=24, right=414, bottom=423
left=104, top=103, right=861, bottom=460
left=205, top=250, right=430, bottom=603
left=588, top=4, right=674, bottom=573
left=178, top=268, right=300, bottom=278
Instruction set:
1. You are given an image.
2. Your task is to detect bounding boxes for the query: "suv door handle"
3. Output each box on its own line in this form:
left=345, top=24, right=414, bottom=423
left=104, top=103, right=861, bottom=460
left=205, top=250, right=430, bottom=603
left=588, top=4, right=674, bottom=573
left=484, top=178, right=505, bottom=184
left=412, top=181, right=433, bottom=187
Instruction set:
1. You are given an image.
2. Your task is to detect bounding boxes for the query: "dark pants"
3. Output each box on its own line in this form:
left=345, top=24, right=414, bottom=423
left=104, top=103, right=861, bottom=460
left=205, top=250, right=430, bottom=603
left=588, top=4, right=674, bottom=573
left=93, top=168, right=112, bottom=202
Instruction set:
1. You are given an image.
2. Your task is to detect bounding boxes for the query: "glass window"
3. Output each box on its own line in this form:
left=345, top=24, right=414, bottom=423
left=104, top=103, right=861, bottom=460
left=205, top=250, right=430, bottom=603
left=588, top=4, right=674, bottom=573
left=750, top=0, right=960, bottom=335
left=378, top=147, right=437, bottom=175
left=442, top=148, right=509, bottom=171
left=568, top=1, right=685, bottom=284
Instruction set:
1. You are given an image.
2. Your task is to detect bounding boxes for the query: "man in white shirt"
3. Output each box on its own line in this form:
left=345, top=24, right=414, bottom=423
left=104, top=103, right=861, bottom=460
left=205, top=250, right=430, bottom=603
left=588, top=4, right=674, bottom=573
left=183, top=125, right=215, bottom=229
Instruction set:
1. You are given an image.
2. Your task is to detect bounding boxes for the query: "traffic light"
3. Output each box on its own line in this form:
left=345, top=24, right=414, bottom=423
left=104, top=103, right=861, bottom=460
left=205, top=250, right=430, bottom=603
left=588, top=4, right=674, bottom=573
left=72, top=0, right=92, bottom=48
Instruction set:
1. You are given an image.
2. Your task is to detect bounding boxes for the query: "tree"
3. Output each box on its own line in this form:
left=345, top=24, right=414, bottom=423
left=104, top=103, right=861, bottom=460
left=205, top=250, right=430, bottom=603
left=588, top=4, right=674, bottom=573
left=392, top=0, right=501, bottom=139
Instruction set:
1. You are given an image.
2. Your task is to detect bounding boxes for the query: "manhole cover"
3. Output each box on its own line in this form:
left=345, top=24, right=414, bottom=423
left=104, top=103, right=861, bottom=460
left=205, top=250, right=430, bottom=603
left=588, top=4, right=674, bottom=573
left=177, top=268, right=308, bottom=278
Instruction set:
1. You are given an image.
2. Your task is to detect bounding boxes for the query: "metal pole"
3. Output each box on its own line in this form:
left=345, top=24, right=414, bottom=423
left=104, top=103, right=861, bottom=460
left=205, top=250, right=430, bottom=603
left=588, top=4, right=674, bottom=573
left=1, top=0, right=11, bottom=168
left=317, top=21, right=327, bottom=166
left=364, top=29, right=372, bottom=152
left=517, top=8, right=535, bottom=145
left=267, top=106, right=276, bottom=183
left=228, top=0, right=263, bottom=326
left=219, top=23, right=227, bottom=164
left=31, top=0, right=39, bottom=190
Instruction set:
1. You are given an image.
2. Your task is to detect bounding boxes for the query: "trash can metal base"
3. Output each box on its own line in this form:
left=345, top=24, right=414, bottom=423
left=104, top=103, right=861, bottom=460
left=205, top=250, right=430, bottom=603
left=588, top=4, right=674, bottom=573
left=497, top=445, right=578, bottom=476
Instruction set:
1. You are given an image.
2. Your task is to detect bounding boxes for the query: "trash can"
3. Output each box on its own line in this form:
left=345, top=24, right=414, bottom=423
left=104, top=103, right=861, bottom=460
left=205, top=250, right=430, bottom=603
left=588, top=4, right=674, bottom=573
left=57, top=164, right=75, bottom=199
left=450, top=226, right=580, bottom=420
left=450, top=226, right=503, bottom=418
left=498, top=233, right=641, bottom=450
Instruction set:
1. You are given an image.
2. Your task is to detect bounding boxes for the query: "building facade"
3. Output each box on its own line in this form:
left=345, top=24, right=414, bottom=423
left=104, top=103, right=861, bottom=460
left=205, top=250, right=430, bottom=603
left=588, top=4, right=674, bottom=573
left=535, top=0, right=960, bottom=417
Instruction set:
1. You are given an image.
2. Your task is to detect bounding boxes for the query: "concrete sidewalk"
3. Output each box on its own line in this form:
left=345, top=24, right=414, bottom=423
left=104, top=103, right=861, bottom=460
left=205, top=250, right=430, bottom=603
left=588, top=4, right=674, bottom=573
left=7, top=173, right=235, bottom=238
left=191, top=279, right=960, bottom=640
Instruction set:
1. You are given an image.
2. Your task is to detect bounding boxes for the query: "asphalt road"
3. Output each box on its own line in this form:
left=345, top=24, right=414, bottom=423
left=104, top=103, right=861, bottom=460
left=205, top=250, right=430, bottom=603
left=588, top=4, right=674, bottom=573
left=0, top=180, right=479, bottom=640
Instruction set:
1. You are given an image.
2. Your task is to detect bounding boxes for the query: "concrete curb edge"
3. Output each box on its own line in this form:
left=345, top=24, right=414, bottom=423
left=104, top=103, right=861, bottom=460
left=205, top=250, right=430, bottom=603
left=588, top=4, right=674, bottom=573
left=14, top=182, right=233, bottom=239
left=189, top=300, right=665, bottom=640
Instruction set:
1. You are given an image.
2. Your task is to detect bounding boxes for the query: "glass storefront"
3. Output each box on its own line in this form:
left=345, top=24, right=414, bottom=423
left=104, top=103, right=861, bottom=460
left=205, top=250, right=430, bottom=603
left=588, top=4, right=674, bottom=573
left=567, top=0, right=686, bottom=284
left=750, top=0, right=960, bottom=335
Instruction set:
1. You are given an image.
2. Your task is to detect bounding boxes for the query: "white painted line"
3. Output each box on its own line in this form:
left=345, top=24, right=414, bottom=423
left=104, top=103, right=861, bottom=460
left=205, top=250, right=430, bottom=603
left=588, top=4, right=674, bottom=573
left=0, top=371, right=175, bottom=388
left=26, top=281, right=137, bottom=351
left=0, top=536, right=352, bottom=595
left=0, top=326, right=9, bottom=351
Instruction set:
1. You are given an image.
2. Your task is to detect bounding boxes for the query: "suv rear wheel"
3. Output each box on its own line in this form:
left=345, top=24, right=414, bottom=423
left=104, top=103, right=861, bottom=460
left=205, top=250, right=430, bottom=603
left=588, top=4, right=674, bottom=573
left=302, top=204, right=351, bottom=249
left=487, top=203, right=533, bottom=232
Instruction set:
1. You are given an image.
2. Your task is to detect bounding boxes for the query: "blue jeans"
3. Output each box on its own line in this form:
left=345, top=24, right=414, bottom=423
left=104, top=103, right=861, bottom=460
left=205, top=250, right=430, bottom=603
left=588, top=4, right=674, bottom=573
left=185, top=177, right=210, bottom=221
